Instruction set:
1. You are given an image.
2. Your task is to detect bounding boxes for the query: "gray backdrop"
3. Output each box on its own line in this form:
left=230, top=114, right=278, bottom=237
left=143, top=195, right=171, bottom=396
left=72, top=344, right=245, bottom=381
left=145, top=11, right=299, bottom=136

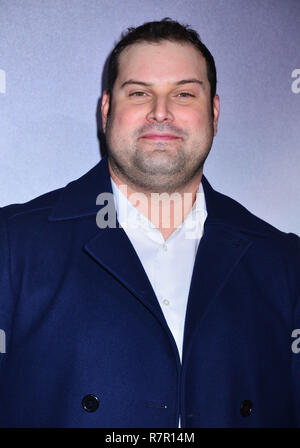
left=1, top=0, right=299, bottom=234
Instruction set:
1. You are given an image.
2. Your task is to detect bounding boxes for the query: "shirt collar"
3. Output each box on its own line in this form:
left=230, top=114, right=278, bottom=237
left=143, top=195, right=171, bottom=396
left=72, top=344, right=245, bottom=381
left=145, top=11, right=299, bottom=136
left=111, top=176, right=207, bottom=233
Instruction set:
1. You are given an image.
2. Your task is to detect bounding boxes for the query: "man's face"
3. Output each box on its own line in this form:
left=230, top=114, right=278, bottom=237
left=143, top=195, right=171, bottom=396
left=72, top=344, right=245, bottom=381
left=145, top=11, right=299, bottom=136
left=102, top=40, right=220, bottom=192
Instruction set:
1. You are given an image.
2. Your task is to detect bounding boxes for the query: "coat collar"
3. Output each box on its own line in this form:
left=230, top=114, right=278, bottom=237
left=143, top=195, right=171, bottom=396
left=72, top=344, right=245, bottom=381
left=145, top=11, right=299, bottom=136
left=48, top=156, right=271, bottom=364
left=49, top=155, right=270, bottom=238
left=48, top=156, right=113, bottom=221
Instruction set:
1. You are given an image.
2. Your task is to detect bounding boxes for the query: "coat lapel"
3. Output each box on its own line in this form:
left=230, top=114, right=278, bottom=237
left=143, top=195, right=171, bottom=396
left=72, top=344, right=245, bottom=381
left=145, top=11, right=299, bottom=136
left=49, top=157, right=267, bottom=360
left=182, top=176, right=266, bottom=362
left=182, top=221, right=253, bottom=362
left=49, top=156, right=172, bottom=337
left=84, top=225, right=169, bottom=330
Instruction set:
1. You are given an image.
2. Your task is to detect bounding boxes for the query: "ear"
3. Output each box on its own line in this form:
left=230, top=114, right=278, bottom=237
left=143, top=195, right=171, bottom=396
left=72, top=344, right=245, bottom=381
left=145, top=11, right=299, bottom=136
left=212, top=94, right=220, bottom=136
left=101, top=90, right=110, bottom=133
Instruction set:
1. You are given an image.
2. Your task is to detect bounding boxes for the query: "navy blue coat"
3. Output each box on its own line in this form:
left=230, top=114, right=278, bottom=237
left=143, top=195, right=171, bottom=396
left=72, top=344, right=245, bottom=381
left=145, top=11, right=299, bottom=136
left=0, top=156, right=299, bottom=427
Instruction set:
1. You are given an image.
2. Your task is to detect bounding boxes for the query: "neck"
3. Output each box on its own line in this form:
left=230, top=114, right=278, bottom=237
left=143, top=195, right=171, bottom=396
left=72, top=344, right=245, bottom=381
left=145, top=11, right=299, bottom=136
left=109, top=161, right=202, bottom=240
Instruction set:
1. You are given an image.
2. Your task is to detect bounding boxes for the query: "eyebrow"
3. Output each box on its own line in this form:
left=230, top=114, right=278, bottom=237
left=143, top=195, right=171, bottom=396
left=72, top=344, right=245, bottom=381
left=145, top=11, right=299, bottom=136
left=120, top=78, right=203, bottom=88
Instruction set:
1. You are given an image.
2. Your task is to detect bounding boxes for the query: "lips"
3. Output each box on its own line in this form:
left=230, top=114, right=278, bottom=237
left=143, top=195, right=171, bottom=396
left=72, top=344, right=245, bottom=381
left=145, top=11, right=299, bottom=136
left=140, top=133, right=181, bottom=141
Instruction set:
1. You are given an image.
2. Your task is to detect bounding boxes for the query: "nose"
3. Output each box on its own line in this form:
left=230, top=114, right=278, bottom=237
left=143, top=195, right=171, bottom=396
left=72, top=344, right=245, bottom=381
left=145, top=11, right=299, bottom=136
left=146, top=96, right=174, bottom=123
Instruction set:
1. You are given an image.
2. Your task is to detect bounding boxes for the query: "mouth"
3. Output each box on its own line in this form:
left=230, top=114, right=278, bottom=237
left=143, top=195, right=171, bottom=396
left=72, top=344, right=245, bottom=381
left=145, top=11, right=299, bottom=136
left=140, top=133, right=182, bottom=141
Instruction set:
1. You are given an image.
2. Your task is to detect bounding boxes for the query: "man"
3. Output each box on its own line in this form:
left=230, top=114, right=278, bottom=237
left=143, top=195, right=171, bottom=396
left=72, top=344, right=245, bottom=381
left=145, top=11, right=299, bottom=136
left=0, top=18, right=299, bottom=428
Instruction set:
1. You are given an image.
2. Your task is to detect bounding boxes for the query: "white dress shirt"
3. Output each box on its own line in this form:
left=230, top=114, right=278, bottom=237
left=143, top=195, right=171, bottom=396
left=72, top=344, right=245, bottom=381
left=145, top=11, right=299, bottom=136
left=110, top=177, right=207, bottom=362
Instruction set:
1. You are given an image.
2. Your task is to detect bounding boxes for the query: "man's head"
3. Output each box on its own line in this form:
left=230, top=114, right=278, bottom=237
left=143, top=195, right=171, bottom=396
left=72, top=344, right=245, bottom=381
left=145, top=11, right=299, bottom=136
left=101, top=18, right=220, bottom=193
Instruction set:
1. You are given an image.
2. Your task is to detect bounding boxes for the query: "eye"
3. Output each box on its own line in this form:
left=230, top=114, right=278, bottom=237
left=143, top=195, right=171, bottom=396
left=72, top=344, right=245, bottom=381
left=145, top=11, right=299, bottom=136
left=177, top=92, right=195, bottom=98
left=129, top=91, right=147, bottom=97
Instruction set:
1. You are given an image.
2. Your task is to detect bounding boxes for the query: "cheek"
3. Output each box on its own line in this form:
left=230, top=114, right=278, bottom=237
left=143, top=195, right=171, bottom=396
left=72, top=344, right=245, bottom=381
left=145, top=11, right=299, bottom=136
left=113, top=104, right=144, bottom=130
left=179, top=109, right=207, bottom=131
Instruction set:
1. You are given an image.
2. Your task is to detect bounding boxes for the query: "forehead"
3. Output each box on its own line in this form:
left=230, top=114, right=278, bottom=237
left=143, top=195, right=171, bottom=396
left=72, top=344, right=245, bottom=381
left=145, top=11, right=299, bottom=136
left=116, top=40, right=207, bottom=86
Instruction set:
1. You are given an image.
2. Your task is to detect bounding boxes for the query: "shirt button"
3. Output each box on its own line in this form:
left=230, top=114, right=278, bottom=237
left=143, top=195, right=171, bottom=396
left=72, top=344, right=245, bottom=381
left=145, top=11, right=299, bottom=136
left=162, top=243, right=168, bottom=251
left=162, top=299, right=170, bottom=306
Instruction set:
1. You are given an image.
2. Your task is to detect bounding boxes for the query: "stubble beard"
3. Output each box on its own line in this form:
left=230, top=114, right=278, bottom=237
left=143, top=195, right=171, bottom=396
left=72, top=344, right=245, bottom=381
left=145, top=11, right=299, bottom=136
left=105, top=113, right=214, bottom=193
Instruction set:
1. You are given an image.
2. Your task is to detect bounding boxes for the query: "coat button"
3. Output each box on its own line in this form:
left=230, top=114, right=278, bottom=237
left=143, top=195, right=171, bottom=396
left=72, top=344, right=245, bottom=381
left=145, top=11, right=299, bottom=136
left=240, top=399, right=252, bottom=417
left=82, top=394, right=100, bottom=412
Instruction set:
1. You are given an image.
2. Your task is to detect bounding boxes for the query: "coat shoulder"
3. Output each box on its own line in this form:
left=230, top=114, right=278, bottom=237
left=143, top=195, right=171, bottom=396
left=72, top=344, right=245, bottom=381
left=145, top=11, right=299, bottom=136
left=0, top=187, right=63, bottom=222
left=206, top=178, right=299, bottom=237
left=202, top=176, right=300, bottom=265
